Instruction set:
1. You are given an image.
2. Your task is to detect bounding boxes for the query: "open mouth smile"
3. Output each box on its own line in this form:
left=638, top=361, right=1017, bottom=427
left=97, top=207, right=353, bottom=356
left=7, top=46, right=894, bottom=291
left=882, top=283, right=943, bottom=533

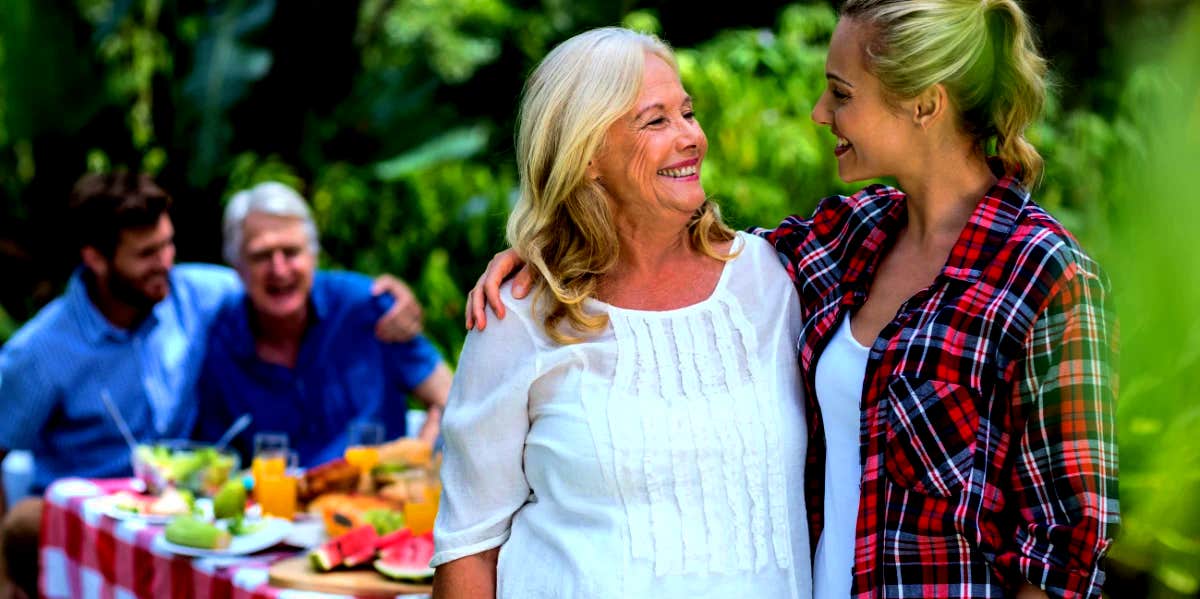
left=834, top=136, right=852, bottom=157
left=656, top=158, right=700, bottom=179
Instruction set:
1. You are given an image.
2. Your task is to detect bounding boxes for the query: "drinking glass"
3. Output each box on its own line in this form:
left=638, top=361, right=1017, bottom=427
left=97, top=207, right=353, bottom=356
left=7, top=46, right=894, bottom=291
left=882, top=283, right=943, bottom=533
left=256, top=450, right=299, bottom=520
left=403, top=453, right=443, bottom=535
left=402, top=471, right=441, bottom=535
left=345, top=421, right=385, bottom=493
left=252, top=432, right=289, bottom=502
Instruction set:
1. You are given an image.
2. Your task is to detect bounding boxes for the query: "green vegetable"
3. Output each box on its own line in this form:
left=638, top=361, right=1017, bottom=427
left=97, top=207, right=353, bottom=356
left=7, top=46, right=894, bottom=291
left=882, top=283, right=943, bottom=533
left=135, top=443, right=239, bottom=496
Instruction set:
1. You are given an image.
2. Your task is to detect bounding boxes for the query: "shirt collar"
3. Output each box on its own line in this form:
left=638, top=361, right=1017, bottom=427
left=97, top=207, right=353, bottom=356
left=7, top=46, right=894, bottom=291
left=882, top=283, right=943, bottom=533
left=309, top=273, right=331, bottom=321
left=231, top=274, right=326, bottom=362
left=68, top=267, right=165, bottom=343
left=840, top=185, right=909, bottom=296
left=941, top=165, right=1030, bottom=283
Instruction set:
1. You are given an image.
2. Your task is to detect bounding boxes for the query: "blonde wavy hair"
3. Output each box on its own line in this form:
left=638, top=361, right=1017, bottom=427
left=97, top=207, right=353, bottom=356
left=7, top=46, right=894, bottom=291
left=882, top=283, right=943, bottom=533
left=508, top=27, right=735, bottom=344
left=841, top=0, right=1049, bottom=185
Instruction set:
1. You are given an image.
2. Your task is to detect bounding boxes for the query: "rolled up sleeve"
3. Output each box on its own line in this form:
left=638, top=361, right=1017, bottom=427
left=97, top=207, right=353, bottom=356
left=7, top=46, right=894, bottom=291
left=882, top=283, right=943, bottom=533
left=1004, top=264, right=1119, bottom=598
left=431, top=300, right=540, bottom=567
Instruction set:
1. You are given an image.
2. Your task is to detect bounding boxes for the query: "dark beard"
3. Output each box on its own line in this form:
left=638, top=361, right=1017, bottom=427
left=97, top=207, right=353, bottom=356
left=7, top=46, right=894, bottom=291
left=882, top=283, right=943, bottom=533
left=108, top=267, right=167, bottom=312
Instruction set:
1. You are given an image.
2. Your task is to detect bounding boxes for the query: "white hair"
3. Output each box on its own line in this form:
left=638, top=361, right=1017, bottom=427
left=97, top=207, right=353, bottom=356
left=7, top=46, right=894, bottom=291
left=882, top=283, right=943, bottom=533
left=222, top=181, right=320, bottom=265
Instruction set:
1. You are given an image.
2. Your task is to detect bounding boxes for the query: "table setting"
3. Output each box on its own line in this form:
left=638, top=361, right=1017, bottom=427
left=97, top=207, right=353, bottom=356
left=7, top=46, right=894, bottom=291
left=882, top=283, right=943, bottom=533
left=39, top=414, right=439, bottom=599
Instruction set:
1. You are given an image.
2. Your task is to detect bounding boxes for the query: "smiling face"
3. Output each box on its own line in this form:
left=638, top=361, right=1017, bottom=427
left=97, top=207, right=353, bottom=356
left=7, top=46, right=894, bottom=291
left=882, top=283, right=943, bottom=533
left=104, top=213, right=176, bottom=308
left=588, top=52, right=708, bottom=226
left=811, top=18, right=919, bottom=183
left=238, top=212, right=316, bottom=322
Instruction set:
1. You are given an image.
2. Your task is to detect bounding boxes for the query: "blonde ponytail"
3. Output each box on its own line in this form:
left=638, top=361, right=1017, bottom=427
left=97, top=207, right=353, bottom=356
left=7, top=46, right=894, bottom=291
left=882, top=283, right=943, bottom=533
left=983, top=0, right=1047, bottom=184
left=840, top=0, right=1048, bottom=185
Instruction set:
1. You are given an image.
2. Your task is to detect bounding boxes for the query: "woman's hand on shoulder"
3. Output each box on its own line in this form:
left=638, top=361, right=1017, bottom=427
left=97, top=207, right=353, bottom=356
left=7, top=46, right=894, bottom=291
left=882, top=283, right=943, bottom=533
left=465, top=249, right=531, bottom=331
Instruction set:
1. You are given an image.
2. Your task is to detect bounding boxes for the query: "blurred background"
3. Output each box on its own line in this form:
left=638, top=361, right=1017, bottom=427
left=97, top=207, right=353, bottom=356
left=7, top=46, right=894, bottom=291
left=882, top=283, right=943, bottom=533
left=0, top=0, right=1197, bottom=595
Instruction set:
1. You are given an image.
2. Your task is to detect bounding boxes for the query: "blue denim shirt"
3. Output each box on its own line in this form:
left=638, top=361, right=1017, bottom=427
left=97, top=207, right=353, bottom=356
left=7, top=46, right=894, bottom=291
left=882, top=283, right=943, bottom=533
left=0, top=264, right=240, bottom=493
left=193, top=271, right=443, bottom=468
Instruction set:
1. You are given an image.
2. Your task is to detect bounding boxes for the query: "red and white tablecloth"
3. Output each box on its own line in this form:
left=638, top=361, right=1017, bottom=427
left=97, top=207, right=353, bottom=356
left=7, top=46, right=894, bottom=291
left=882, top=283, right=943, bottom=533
left=39, top=478, right=420, bottom=599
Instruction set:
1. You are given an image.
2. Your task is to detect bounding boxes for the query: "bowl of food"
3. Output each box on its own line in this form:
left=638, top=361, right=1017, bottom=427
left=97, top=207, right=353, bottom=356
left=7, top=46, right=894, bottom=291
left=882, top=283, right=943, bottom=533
left=133, top=441, right=240, bottom=497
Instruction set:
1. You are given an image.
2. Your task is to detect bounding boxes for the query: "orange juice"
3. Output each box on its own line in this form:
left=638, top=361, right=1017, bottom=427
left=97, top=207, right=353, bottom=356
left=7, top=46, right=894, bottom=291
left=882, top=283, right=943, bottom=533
left=403, top=500, right=438, bottom=535
left=252, top=455, right=288, bottom=507
left=403, top=480, right=441, bottom=535
left=252, top=455, right=287, bottom=480
left=257, top=473, right=297, bottom=520
left=343, top=446, right=380, bottom=471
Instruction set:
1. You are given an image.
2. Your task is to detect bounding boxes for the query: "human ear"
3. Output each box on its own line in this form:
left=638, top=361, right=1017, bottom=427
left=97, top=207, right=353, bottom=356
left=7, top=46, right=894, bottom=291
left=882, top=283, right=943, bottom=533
left=81, top=246, right=109, bottom=278
left=913, top=83, right=948, bottom=129
left=585, top=157, right=600, bottom=182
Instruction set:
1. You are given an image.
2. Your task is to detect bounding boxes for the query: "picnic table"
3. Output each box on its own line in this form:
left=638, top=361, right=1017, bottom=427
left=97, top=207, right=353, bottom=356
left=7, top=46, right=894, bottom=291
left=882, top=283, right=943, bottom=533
left=39, top=478, right=431, bottom=599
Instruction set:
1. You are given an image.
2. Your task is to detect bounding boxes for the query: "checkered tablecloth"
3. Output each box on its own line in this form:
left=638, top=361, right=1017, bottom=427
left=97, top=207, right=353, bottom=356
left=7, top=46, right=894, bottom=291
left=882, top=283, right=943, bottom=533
left=40, top=478, right=418, bottom=599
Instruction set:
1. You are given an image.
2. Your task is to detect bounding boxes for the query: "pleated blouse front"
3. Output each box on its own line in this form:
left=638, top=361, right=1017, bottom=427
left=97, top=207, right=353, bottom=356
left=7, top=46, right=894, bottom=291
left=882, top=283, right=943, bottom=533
left=433, top=233, right=812, bottom=599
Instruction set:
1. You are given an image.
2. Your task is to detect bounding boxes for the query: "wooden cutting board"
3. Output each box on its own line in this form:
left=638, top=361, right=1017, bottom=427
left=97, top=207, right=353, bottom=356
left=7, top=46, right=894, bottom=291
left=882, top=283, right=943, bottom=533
left=268, top=555, right=433, bottom=596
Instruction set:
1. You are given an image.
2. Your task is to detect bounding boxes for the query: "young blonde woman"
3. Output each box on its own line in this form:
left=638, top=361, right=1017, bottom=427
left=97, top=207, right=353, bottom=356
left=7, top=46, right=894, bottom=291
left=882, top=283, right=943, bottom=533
left=468, top=2, right=1119, bottom=598
left=432, top=28, right=813, bottom=599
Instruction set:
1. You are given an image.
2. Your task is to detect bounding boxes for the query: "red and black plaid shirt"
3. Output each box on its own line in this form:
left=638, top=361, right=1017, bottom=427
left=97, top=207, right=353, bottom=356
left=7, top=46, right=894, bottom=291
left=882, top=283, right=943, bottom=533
left=757, top=172, right=1119, bottom=598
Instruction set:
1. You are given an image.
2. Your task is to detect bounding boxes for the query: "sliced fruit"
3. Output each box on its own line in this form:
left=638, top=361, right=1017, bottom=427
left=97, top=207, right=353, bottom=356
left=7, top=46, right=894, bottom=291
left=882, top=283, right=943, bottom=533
left=341, top=546, right=377, bottom=568
left=374, top=560, right=434, bottom=582
left=374, top=531, right=435, bottom=581
left=164, top=516, right=230, bottom=549
left=306, top=524, right=379, bottom=572
left=374, top=528, right=413, bottom=552
left=212, top=479, right=247, bottom=520
left=310, top=493, right=398, bottom=537
left=309, top=546, right=341, bottom=573
left=361, top=508, right=406, bottom=535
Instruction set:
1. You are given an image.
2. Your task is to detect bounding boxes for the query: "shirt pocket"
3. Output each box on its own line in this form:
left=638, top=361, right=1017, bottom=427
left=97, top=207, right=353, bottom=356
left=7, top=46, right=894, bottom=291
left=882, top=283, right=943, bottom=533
left=883, top=376, right=979, bottom=497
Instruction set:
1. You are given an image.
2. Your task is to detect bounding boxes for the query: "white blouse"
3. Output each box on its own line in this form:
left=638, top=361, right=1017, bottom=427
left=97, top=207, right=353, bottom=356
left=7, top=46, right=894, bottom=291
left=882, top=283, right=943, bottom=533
left=433, top=232, right=812, bottom=599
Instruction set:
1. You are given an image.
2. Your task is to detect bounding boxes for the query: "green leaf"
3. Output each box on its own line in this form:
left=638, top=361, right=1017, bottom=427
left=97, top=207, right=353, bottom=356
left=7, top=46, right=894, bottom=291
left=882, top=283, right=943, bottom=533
left=0, top=1, right=104, bottom=141
left=180, top=0, right=275, bottom=186
left=372, top=125, right=490, bottom=181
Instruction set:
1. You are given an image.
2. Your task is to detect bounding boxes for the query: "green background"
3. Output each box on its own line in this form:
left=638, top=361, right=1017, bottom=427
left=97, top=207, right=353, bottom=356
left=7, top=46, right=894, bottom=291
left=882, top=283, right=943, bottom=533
left=1, top=1, right=1197, bottom=595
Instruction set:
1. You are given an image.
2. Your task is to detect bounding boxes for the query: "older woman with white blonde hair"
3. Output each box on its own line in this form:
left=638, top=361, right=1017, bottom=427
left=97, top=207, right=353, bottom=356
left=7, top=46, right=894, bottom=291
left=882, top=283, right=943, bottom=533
left=431, top=27, right=813, bottom=598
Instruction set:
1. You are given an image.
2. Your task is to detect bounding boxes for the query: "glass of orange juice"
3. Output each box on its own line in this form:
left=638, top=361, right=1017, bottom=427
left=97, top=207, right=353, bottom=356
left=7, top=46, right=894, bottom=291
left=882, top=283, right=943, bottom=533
left=252, top=432, right=289, bottom=505
left=402, top=466, right=441, bottom=535
left=345, top=421, right=384, bottom=493
left=256, top=451, right=299, bottom=520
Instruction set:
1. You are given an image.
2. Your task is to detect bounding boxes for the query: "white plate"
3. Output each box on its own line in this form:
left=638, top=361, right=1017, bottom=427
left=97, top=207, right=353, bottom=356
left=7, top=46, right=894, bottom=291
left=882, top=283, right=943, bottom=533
left=153, top=517, right=293, bottom=557
left=92, top=494, right=180, bottom=525
left=281, top=517, right=326, bottom=549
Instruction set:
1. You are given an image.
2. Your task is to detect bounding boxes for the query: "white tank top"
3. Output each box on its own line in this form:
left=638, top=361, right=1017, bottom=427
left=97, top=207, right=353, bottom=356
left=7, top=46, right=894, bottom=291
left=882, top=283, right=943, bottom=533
left=812, top=314, right=870, bottom=599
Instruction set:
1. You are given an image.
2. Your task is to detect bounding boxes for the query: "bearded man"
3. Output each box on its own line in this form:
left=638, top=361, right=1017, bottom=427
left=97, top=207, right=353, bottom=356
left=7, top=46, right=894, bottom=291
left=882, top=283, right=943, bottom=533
left=0, top=172, right=421, bottom=598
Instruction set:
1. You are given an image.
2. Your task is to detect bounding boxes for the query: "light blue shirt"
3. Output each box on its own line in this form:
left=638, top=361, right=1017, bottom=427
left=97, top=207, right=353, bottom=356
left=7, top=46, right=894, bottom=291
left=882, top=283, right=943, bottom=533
left=0, top=264, right=240, bottom=493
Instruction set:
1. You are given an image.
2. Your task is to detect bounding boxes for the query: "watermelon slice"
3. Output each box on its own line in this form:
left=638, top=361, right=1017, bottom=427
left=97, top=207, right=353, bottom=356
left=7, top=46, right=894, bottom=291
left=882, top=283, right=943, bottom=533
left=374, top=531, right=435, bottom=581
left=342, top=546, right=377, bottom=568
left=309, top=545, right=341, bottom=573
left=375, top=528, right=413, bottom=551
left=307, top=524, right=378, bottom=572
